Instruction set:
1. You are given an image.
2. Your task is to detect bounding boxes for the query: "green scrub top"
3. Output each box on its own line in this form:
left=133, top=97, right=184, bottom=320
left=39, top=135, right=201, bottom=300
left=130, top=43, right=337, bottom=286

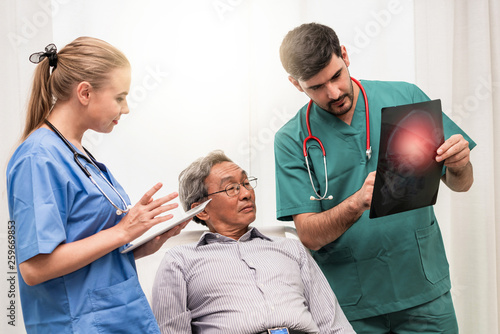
left=274, top=80, right=476, bottom=321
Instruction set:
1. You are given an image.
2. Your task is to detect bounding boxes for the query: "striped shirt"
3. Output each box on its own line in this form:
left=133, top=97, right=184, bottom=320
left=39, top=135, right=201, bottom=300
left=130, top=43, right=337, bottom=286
left=152, top=227, right=354, bottom=333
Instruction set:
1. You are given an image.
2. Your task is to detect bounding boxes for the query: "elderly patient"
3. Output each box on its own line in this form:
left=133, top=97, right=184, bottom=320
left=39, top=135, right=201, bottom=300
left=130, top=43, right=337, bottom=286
left=152, top=150, right=355, bottom=334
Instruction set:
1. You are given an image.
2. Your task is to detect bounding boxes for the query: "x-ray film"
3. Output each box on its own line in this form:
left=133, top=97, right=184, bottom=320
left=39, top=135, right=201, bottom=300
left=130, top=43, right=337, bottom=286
left=369, top=99, right=445, bottom=219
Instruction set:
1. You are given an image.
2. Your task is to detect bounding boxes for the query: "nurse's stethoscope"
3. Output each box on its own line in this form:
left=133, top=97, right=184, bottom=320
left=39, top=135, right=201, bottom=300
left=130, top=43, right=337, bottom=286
left=45, top=120, right=131, bottom=215
left=304, top=77, right=372, bottom=201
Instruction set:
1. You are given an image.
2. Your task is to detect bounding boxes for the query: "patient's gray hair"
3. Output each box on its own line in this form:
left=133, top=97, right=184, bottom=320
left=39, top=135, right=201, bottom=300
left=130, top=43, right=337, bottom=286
left=178, top=150, right=233, bottom=226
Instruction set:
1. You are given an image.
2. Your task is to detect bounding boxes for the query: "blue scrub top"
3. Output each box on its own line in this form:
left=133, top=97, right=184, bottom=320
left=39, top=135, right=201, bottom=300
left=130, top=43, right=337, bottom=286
left=7, top=128, right=160, bottom=333
left=274, top=80, right=476, bottom=320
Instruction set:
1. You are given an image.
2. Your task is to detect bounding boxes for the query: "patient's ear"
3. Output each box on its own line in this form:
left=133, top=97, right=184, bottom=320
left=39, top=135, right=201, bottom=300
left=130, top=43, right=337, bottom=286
left=191, top=202, right=209, bottom=222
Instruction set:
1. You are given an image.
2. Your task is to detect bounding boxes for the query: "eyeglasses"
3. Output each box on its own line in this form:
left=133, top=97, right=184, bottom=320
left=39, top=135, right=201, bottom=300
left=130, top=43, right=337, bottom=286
left=206, top=177, right=258, bottom=197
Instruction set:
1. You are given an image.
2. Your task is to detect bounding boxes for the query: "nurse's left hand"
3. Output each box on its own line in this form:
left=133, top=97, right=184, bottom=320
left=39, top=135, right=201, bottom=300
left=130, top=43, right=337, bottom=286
left=116, top=183, right=180, bottom=244
left=133, top=220, right=189, bottom=260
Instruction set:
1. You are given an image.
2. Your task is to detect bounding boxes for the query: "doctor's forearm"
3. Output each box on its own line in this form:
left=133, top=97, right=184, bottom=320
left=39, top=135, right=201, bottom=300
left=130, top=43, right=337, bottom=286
left=19, top=227, right=128, bottom=286
left=442, top=161, right=474, bottom=192
left=294, top=195, right=364, bottom=251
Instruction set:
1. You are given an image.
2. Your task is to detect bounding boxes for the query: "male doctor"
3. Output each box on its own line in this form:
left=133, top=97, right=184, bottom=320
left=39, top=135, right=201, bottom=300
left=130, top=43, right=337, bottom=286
left=274, top=22, right=475, bottom=333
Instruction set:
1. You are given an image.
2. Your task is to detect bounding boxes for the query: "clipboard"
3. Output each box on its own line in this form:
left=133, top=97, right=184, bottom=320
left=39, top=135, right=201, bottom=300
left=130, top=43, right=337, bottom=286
left=121, top=199, right=211, bottom=253
left=369, top=99, right=444, bottom=219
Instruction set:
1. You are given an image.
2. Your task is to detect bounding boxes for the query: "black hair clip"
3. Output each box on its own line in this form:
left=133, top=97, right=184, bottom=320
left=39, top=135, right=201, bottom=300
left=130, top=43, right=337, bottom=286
left=29, top=43, right=58, bottom=69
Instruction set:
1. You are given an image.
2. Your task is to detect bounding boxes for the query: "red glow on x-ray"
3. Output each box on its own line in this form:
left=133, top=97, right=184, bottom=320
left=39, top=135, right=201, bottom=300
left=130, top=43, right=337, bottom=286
left=386, top=110, right=439, bottom=175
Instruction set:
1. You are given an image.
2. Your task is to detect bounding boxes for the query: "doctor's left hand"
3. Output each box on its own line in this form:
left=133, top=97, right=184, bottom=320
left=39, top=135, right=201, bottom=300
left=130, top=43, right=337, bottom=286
left=436, top=134, right=474, bottom=192
left=115, top=183, right=182, bottom=256
left=435, top=134, right=470, bottom=169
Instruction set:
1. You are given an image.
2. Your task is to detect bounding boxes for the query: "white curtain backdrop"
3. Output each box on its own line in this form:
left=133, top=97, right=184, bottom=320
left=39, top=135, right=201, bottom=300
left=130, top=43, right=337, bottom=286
left=415, top=0, right=500, bottom=333
left=414, top=1, right=499, bottom=333
left=0, top=0, right=497, bottom=333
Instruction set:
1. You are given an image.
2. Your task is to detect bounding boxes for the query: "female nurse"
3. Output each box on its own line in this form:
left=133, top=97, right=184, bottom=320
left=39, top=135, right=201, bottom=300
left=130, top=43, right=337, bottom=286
left=6, top=37, right=185, bottom=333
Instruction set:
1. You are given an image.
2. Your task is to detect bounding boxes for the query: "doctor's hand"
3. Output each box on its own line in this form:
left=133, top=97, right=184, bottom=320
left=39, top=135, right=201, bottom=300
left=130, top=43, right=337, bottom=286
left=435, top=134, right=470, bottom=170
left=115, top=183, right=179, bottom=245
left=437, top=134, right=474, bottom=192
left=354, top=171, right=376, bottom=211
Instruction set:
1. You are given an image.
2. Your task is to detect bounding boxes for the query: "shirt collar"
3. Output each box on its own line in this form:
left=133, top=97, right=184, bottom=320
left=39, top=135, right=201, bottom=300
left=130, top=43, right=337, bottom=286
left=196, top=226, right=272, bottom=247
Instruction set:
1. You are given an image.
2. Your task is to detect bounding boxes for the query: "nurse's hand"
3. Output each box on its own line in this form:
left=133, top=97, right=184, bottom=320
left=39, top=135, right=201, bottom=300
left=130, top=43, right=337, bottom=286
left=133, top=220, right=189, bottom=260
left=19, top=183, right=180, bottom=286
left=115, top=183, right=179, bottom=244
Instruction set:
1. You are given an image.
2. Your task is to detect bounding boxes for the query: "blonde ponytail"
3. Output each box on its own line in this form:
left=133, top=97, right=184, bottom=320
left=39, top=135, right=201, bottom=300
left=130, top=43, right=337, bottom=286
left=23, top=59, right=53, bottom=140
left=22, top=37, right=130, bottom=140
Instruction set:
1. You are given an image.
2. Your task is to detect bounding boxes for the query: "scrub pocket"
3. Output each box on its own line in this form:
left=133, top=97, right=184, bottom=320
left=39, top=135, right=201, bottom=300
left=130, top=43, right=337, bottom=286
left=415, top=222, right=450, bottom=284
left=89, top=276, right=159, bottom=333
left=313, top=247, right=362, bottom=306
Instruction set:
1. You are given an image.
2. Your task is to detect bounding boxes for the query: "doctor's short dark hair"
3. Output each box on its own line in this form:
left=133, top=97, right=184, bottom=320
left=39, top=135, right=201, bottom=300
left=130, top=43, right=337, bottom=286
left=178, top=150, right=232, bottom=226
left=280, top=22, right=342, bottom=81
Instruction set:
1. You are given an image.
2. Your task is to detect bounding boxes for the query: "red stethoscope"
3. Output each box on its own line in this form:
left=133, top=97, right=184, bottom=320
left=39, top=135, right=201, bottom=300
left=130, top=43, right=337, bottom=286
left=303, top=77, right=372, bottom=201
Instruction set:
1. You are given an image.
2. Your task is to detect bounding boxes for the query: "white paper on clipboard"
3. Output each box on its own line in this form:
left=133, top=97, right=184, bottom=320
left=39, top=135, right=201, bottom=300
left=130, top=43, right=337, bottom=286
left=121, top=199, right=211, bottom=253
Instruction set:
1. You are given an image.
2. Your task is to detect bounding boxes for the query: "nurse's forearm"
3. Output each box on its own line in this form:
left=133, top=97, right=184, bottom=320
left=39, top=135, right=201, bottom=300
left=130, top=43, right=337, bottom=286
left=19, top=226, right=128, bottom=286
left=19, top=185, right=179, bottom=286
